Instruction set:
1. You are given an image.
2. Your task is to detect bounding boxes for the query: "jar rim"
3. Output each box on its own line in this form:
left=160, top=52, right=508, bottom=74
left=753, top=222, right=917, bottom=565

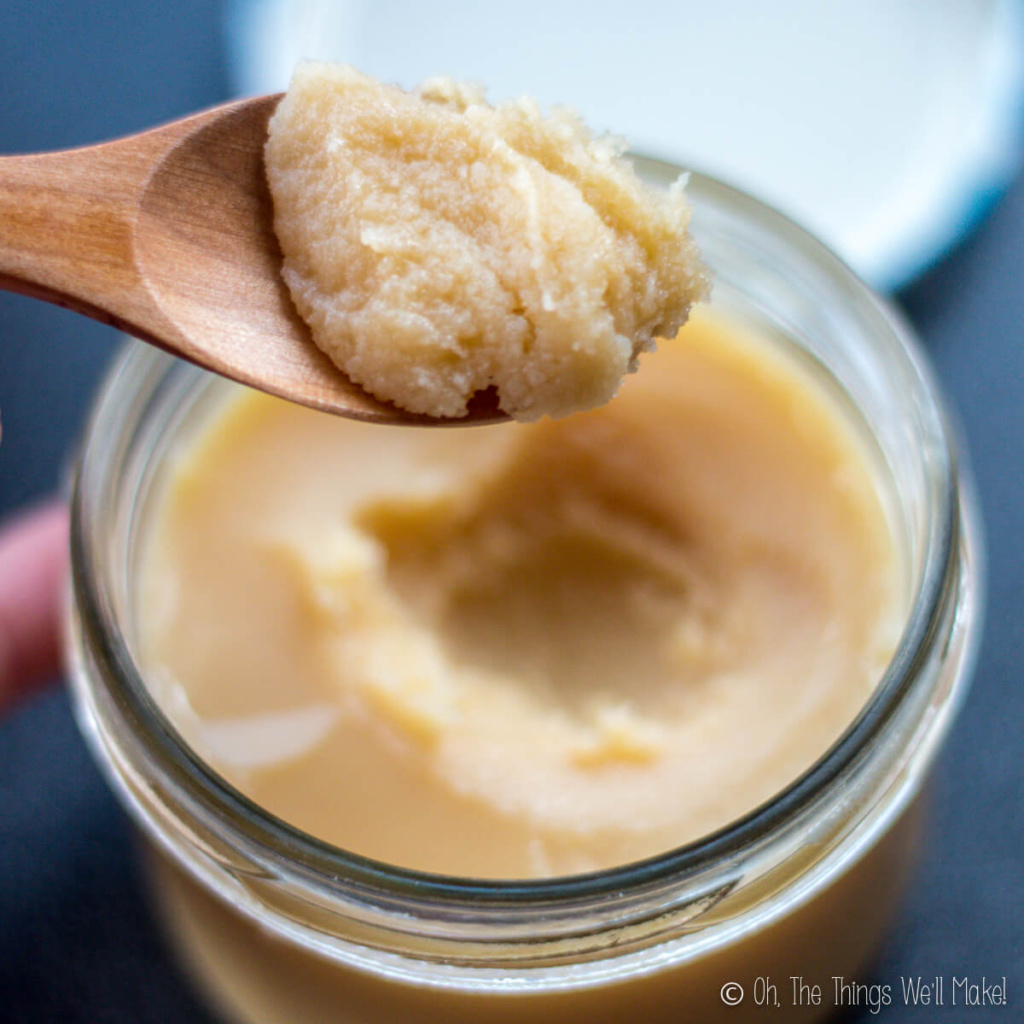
left=71, top=167, right=964, bottom=911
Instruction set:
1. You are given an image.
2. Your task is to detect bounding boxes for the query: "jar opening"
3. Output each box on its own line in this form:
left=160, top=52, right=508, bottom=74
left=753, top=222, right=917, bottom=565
left=69, top=169, right=971, bottom=921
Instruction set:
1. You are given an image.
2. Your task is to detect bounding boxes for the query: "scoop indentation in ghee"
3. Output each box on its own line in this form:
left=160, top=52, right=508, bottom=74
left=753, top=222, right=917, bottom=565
left=139, top=312, right=904, bottom=879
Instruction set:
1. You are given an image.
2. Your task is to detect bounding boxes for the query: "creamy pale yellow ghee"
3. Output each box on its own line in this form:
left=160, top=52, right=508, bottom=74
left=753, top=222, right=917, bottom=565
left=138, top=310, right=904, bottom=879
left=265, top=64, right=708, bottom=421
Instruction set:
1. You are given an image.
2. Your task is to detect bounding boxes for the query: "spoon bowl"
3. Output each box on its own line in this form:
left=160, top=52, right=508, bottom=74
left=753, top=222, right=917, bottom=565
left=0, top=95, right=504, bottom=426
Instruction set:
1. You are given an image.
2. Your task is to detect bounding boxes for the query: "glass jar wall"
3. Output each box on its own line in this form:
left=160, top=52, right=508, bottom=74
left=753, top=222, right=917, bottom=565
left=66, top=169, right=981, bottom=1023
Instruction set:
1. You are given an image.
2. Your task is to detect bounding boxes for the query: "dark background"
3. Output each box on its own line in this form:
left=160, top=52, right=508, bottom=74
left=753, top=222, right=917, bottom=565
left=0, top=3, right=1021, bottom=1021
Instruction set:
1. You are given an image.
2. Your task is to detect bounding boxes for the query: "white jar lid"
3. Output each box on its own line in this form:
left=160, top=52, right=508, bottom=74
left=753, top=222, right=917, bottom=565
left=227, top=0, right=1024, bottom=291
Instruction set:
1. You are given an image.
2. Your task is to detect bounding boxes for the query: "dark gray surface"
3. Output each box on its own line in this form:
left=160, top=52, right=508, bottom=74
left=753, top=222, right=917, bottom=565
left=0, top=4, right=1021, bottom=1021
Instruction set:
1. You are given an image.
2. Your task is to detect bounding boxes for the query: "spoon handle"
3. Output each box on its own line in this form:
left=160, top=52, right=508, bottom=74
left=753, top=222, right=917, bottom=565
left=0, top=140, right=152, bottom=324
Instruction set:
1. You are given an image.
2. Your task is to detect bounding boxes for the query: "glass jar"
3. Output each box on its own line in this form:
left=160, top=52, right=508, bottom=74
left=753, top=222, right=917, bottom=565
left=66, top=166, right=982, bottom=1024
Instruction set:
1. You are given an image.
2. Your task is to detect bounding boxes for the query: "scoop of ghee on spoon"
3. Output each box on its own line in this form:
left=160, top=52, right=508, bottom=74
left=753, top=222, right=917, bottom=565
left=0, top=67, right=706, bottom=424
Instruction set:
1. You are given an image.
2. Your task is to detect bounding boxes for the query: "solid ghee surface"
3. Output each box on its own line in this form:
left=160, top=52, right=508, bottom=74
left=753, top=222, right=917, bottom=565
left=138, top=310, right=904, bottom=878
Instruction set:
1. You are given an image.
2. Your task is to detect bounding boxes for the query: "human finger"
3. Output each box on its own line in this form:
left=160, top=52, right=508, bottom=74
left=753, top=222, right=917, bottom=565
left=0, top=501, right=69, bottom=713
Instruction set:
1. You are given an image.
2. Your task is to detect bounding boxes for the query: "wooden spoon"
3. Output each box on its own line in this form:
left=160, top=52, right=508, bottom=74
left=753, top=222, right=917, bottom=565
left=0, top=95, right=503, bottom=426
